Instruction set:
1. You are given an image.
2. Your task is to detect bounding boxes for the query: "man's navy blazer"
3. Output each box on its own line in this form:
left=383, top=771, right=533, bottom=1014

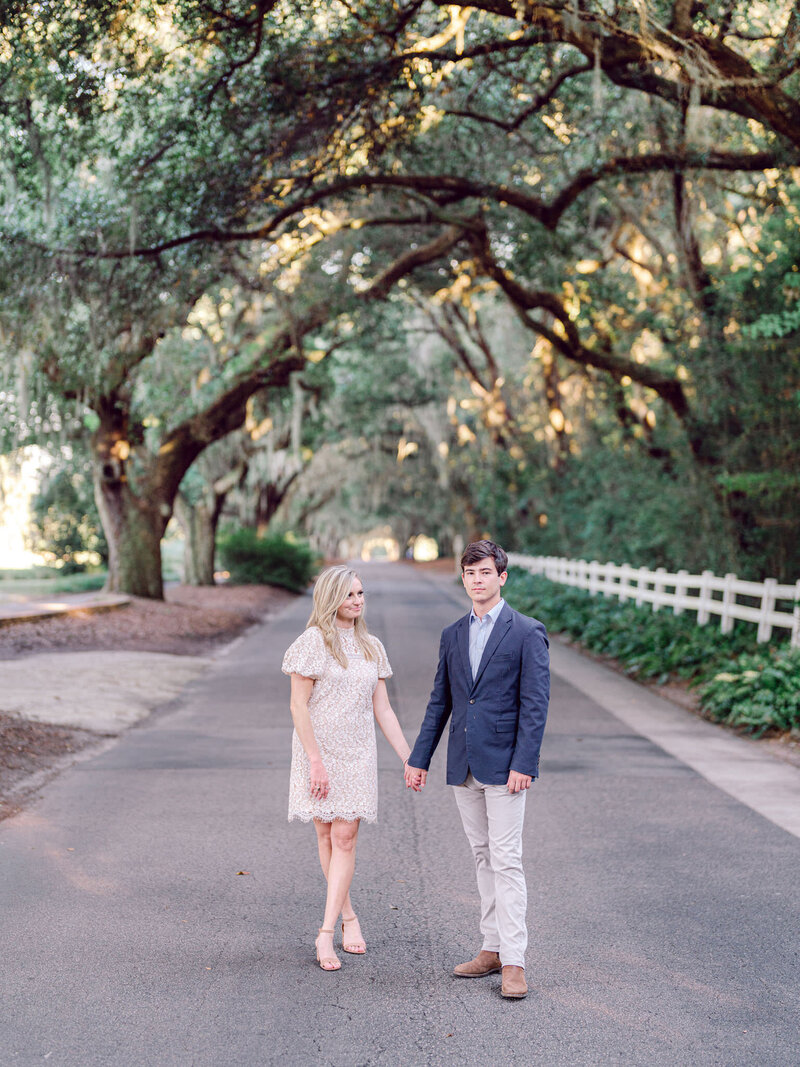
left=409, top=601, right=550, bottom=786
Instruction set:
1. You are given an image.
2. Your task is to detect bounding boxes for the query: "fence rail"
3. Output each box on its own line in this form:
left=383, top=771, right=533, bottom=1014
left=507, top=554, right=800, bottom=648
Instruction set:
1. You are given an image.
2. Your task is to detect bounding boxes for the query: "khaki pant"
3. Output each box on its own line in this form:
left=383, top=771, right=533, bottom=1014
left=453, top=772, right=528, bottom=969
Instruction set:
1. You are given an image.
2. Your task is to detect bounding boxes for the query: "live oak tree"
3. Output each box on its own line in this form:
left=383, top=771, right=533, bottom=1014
left=3, top=1, right=800, bottom=584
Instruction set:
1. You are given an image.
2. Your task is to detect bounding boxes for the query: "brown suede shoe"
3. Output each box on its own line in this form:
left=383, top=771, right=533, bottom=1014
left=501, top=965, right=528, bottom=998
left=453, top=950, right=502, bottom=978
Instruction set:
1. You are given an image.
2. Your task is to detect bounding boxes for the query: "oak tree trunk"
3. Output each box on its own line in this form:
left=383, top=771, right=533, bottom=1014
left=92, top=410, right=168, bottom=599
left=174, top=494, right=222, bottom=586
left=95, top=476, right=167, bottom=598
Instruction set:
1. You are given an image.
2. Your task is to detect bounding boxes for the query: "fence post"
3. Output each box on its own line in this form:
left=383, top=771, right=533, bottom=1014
left=697, top=570, right=713, bottom=626
left=792, top=579, right=800, bottom=649
left=577, top=558, right=588, bottom=591
left=635, top=566, right=648, bottom=608
left=619, top=564, right=630, bottom=604
left=588, top=560, right=600, bottom=597
left=674, top=569, right=689, bottom=616
left=652, top=567, right=666, bottom=613
left=720, top=573, right=737, bottom=635
left=757, top=578, right=778, bottom=643
left=604, top=562, right=617, bottom=600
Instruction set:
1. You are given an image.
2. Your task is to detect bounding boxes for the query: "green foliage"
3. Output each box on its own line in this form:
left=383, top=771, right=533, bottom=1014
left=3, top=0, right=800, bottom=592
left=504, top=568, right=758, bottom=684
left=49, top=571, right=108, bottom=593
left=217, top=529, right=315, bottom=592
left=504, top=568, right=800, bottom=734
left=29, top=464, right=108, bottom=570
left=715, top=470, right=800, bottom=502
left=742, top=274, right=800, bottom=339
left=483, top=430, right=739, bottom=575
left=698, top=649, right=800, bottom=737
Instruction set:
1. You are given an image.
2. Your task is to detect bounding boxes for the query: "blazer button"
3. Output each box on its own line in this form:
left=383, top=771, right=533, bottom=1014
left=469, top=699, right=475, bottom=704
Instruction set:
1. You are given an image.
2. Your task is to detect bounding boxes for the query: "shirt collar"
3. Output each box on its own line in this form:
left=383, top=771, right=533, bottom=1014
left=470, top=598, right=505, bottom=625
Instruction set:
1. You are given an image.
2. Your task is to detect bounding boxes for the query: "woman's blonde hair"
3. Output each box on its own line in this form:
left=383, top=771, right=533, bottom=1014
left=307, top=565, right=377, bottom=667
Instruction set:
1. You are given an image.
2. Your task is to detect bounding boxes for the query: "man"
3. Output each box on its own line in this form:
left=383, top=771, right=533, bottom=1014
left=405, top=540, right=550, bottom=999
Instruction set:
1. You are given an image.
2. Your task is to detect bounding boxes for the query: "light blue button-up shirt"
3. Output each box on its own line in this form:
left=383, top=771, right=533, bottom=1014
left=468, top=598, right=506, bottom=680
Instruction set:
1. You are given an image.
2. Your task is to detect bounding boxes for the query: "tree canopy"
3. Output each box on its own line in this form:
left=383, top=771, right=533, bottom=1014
left=2, top=1, right=799, bottom=591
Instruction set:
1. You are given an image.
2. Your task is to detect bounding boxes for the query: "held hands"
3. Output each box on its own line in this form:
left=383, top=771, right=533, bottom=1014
left=404, top=760, right=426, bottom=792
left=309, top=757, right=330, bottom=800
left=403, top=764, right=530, bottom=792
left=507, top=770, right=532, bottom=794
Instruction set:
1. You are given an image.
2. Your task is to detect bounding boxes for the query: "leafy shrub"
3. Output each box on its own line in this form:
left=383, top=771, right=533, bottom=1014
left=697, top=649, right=800, bottom=737
left=29, top=466, right=108, bottom=569
left=504, top=568, right=797, bottom=735
left=217, top=529, right=315, bottom=593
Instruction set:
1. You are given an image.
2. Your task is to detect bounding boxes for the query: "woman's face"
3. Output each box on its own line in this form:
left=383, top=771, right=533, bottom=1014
left=336, top=577, right=365, bottom=626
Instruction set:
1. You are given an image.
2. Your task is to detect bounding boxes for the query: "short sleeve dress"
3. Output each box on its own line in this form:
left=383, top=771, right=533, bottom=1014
left=282, top=626, right=392, bottom=824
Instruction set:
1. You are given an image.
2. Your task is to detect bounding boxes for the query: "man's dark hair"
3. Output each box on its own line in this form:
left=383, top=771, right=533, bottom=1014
left=460, top=540, right=508, bottom=575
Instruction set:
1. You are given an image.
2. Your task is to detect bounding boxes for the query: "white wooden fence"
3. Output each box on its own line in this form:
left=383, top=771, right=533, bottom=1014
left=507, top=554, right=800, bottom=648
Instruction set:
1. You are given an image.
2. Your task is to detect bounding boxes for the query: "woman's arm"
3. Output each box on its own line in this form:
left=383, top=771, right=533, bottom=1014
left=372, top=679, right=412, bottom=764
left=289, top=673, right=329, bottom=798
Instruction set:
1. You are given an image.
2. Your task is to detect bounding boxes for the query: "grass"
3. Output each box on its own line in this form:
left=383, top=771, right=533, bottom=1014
left=0, top=570, right=108, bottom=595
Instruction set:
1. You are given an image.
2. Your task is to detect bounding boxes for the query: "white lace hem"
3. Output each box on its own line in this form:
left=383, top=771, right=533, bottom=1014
left=288, top=811, right=377, bottom=824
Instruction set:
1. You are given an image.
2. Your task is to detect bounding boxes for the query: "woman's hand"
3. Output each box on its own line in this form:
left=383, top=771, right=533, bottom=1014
left=404, top=763, right=426, bottom=792
left=309, top=757, right=330, bottom=800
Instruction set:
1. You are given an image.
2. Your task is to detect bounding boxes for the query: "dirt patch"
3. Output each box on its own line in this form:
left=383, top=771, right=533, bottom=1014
left=0, top=713, right=104, bottom=821
left=0, top=583, right=296, bottom=659
left=0, top=583, right=297, bottom=820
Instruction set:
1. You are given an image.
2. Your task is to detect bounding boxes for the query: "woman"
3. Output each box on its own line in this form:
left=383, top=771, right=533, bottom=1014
left=282, top=565, right=414, bottom=971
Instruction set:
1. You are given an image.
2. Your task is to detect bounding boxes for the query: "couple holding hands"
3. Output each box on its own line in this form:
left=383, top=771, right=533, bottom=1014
left=282, top=540, right=550, bottom=1000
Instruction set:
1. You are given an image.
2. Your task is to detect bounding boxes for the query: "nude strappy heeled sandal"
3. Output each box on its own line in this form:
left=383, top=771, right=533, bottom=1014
left=315, top=928, right=341, bottom=971
left=341, top=914, right=366, bottom=954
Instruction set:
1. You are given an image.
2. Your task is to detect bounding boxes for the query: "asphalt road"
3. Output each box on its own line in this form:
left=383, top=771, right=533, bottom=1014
left=1, top=564, right=798, bottom=1066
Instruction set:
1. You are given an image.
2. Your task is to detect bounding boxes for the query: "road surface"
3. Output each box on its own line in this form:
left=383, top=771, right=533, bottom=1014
left=1, top=564, right=798, bottom=1065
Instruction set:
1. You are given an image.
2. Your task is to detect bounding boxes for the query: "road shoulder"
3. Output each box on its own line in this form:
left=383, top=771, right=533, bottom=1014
left=550, top=638, right=800, bottom=839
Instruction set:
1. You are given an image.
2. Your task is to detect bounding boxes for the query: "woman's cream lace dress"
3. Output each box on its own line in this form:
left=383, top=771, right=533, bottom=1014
left=282, top=625, right=392, bottom=823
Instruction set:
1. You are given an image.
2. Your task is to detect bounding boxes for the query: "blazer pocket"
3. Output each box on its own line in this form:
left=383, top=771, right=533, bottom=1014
left=493, top=653, right=515, bottom=661
left=495, top=715, right=518, bottom=732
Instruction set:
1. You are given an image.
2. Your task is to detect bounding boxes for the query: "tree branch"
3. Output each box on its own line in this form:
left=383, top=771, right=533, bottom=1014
left=465, top=221, right=695, bottom=430
left=78, top=148, right=795, bottom=260
left=428, top=0, right=800, bottom=148
left=444, top=59, right=592, bottom=131
left=362, top=224, right=468, bottom=299
left=153, top=308, right=326, bottom=501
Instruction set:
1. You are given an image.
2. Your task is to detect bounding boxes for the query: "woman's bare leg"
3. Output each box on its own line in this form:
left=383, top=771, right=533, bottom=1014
left=313, top=818, right=356, bottom=921
left=321, top=819, right=360, bottom=933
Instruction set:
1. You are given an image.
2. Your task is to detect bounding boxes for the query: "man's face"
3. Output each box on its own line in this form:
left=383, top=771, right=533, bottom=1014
left=462, top=556, right=507, bottom=607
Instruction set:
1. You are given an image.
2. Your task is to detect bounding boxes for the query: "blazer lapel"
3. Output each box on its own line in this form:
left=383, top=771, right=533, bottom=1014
left=471, top=604, right=512, bottom=689
left=456, top=614, right=472, bottom=683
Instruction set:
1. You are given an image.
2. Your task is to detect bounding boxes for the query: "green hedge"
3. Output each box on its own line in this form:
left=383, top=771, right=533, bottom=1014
left=217, top=529, right=316, bottom=593
left=504, top=567, right=797, bottom=737
left=698, top=649, right=800, bottom=735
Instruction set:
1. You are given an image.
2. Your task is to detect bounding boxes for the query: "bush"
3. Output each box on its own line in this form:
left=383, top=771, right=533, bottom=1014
left=217, top=529, right=315, bottom=593
left=29, top=465, right=108, bottom=568
left=697, top=649, right=800, bottom=737
left=504, top=567, right=797, bottom=735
